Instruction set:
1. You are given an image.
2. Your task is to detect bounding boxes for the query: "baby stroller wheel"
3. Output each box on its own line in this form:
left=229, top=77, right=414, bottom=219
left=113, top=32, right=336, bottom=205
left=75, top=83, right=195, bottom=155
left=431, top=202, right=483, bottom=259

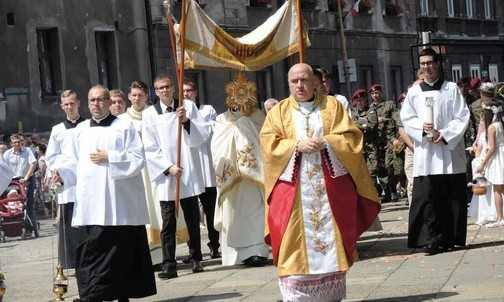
left=21, top=227, right=27, bottom=240
left=0, top=230, right=5, bottom=243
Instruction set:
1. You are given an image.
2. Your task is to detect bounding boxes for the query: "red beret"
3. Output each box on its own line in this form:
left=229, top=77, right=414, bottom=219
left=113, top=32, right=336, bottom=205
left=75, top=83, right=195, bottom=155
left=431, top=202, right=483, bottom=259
left=470, top=78, right=482, bottom=90
left=368, top=84, right=382, bottom=92
left=457, top=77, right=470, bottom=86
left=396, top=92, right=407, bottom=103
left=352, top=89, right=367, bottom=100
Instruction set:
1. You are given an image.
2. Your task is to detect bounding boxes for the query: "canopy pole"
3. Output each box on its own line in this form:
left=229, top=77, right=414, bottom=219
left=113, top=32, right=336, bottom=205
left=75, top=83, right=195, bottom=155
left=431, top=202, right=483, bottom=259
left=296, top=0, right=304, bottom=62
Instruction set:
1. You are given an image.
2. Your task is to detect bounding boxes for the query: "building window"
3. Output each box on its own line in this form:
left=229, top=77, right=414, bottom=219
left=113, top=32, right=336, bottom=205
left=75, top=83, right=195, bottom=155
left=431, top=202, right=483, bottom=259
left=465, top=0, right=473, bottom=18
left=470, top=64, right=480, bottom=79
left=95, top=31, right=117, bottom=89
left=483, top=0, right=491, bottom=19
left=36, top=28, right=61, bottom=97
left=420, top=0, right=429, bottom=15
left=489, top=64, right=498, bottom=83
left=446, top=0, right=454, bottom=17
left=389, top=66, right=403, bottom=101
left=358, top=65, right=373, bottom=97
left=451, top=64, right=462, bottom=83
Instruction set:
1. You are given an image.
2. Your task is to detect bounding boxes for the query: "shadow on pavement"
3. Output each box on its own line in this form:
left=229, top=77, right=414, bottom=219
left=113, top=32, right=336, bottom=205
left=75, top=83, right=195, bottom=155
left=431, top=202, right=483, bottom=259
left=362, top=291, right=457, bottom=301
left=154, top=292, right=242, bottom=302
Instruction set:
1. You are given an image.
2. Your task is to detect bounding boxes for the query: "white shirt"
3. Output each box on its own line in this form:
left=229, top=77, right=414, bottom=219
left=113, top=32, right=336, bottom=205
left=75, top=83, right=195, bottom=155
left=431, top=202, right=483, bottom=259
left=3, top=147, right=36, bottom=178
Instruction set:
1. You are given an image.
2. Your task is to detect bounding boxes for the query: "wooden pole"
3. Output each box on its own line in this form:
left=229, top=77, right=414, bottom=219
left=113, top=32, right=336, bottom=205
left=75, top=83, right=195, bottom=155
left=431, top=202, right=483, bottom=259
left=296, top=0, right=304, bottom=62
left=164, top=1, right=180, bottom=83
left=173, top=0, right=188, bottom=217
left=337, top=1, right=352, bottom=101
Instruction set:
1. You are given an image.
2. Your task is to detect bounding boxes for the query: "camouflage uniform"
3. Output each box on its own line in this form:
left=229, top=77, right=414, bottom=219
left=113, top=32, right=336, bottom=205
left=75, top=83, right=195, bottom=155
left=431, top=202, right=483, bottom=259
left=385, top=110, right=405, bottom=200
left=369, top=100, right=396, bottom=199
left=351, top=106, right=380, bottom=193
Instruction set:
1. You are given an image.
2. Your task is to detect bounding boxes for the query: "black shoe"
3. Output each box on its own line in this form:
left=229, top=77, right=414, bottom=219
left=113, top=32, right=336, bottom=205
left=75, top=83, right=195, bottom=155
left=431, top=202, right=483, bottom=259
left=380, top=194, right=391, bottom=203
left=192, top=260, right=204, bottom=273
left=391, top=192, right=399, bottom=201
left=209, top=247, right=221, bottom=259
left=152, top=263, right=163, bottom=272
left=424, top=243, right=442, bottom=256
left=181, top=256, right=193, bottom=264
left=243, top=256, right=268, bottom=267
left=158, top=268, right=178, bottom=280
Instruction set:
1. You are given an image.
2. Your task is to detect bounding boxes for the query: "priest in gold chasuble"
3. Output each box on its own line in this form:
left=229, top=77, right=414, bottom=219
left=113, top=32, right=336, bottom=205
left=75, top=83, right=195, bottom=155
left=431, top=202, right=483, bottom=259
left=260, top=63, right=381, bottom=302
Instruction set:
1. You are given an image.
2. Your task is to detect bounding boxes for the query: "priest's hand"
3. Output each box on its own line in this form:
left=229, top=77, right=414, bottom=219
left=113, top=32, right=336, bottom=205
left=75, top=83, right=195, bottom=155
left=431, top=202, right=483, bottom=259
left=297, top=137, right=325, bottom=154
left=168, top=165, right=183, bottom=179
left=177, top=107, right=188, bottom=123
left=90, top=149, right=108, bottom=164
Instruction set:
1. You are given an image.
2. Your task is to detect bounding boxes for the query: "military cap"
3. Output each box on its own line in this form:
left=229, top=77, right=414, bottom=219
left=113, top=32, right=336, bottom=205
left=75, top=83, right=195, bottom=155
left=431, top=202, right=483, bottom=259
left=352, top=89, right=367, bottom=100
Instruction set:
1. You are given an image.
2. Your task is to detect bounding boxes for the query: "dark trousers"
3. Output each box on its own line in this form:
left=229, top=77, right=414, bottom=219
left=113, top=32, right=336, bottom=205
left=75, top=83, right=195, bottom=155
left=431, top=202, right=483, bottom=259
left=160, top=196, right=202, bottom=269
left=199, top=187, right=220, bottom=250
left=59, top=203, right=86, bottom=269
left=25, top=176, right=39, bottom=236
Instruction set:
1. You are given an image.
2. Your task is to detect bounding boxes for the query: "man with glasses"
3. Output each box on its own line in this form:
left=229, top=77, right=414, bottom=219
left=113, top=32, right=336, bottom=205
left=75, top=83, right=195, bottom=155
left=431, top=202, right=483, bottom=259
left=401, top=48, right=470, bottom=255
left=52, top=85, right=156, bottom=302
left=142, top=74, right=210, bottom=279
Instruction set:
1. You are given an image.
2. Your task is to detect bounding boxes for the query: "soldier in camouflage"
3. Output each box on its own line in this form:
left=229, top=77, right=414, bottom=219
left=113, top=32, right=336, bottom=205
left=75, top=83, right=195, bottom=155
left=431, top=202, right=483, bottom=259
left=351, top=89, right=380, bottom=194
left=368, top=84, right=396, bottom=202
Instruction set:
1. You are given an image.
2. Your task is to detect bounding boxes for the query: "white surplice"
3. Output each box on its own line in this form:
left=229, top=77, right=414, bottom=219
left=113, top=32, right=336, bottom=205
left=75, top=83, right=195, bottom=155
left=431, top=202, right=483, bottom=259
left=119, top=107, right=163, bottom=244
left=400, top=81, right=469, bottom=177
left=53, top=117, right=149, bottom=226
left=142, top=99, right=210, bottom=201
left=46, top=122, right=80, bottom=204
left=196, top=104, right=217, bottom=187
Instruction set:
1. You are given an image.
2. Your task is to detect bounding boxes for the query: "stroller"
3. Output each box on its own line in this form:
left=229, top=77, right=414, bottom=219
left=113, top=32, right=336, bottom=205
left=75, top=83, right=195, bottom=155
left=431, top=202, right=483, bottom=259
left=0, top=180, right=37, bottom=242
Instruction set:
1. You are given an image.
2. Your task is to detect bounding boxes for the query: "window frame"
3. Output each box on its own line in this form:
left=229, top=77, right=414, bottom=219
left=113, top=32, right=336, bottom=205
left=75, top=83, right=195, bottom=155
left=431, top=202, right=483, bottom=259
left=469, top=64, right=480, bottom=79
left=451, top=64, right=462, bottom=83
left=465, top=0, right=473, bottom=19
left=446, top=0, right=454, bottom=17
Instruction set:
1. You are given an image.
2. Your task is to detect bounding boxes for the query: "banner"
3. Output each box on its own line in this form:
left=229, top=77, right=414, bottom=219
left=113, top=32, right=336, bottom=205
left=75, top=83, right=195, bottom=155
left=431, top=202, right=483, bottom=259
left=174, top=0, right=311, bottom=71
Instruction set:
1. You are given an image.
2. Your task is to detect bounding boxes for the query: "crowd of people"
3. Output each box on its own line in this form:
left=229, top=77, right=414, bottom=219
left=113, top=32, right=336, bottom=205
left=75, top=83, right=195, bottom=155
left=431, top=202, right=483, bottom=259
left=0, top=47, right=503, bottom=302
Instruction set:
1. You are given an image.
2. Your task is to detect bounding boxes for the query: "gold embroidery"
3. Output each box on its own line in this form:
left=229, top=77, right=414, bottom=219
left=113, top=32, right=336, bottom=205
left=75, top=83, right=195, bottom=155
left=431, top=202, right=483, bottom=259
left=216, top=159, right=235, bottom=186
left=237, top=143, right=258, bottom=169
left=306, top=154, right=329, bottom=255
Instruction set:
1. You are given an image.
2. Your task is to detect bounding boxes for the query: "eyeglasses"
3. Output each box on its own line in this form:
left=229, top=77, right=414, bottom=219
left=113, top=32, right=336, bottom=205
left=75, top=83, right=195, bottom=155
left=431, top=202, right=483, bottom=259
left=156, top=84, right=173, bottom=91
left=89, top=98, right=109, bottom=104
left=420, top=60, right=436, bottom=66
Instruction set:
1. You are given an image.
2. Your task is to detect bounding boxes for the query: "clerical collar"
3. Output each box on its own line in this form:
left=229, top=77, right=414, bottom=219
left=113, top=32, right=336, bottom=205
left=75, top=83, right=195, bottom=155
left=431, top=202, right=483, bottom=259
left=90, top=113, right=117, bottom=127
left=420, top=78, right=444, bottom=91
left=64, top=116, right=85, bottom=129
left=424, top=78, right=439, bottom=87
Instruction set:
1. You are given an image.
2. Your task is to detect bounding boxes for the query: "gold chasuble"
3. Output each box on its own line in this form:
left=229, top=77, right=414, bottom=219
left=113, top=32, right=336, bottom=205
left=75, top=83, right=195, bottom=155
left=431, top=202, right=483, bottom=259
left=260, top=94, right=381, bottom=276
